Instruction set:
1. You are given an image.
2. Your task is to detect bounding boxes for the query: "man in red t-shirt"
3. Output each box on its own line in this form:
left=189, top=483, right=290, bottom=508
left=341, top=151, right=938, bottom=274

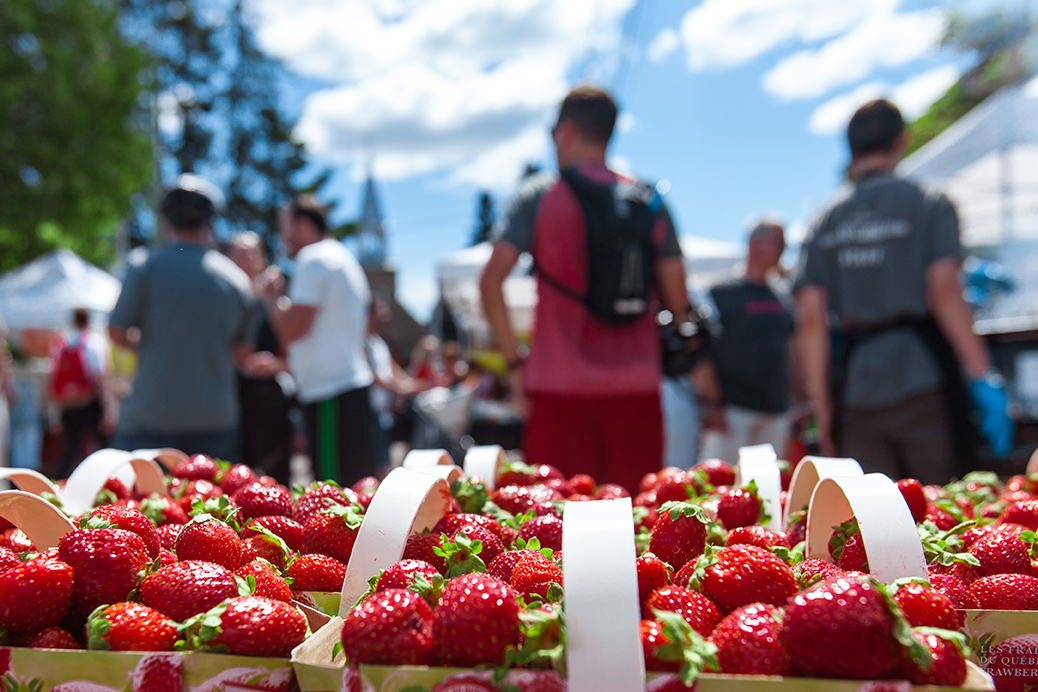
left=479, top=86, right=693, bottom=493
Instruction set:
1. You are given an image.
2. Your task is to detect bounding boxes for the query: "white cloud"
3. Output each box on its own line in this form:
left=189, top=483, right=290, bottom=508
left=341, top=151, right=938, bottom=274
left=616, top=111, right=636, bottom=134
left=762, top=6, right=947, bottom=100
left=647, top=28, right=679, bottom=63
left=247, top=0, right=636, bottom=189
left=808, top=64, right=962, bottom=135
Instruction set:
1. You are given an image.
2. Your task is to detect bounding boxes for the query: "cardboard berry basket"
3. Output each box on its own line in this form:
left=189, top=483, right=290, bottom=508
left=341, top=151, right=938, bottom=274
left=736, top=444, right=783, bottom=531
left=291, top=468, right=992, bottom=692
left=783, top=455, right=863, bottom=529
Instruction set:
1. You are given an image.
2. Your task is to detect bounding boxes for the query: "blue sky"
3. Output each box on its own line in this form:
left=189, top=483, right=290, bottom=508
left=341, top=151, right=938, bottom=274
left=246, top=0, right=999, bottom=320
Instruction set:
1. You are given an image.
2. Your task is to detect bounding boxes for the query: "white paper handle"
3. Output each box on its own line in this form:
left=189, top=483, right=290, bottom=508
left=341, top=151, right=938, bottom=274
left=62, top=448, right=171, bottom=516
left=782, top=455, right=863, bottom=528
left=339, top=467, right=452, bottom=616
left=463, top=445, right=505, bottom=490
left=736, top=444, right=782, bottom=531
left=563, top=498, right=645, bottom=692
left=401, top=449, right=454, bottom=470
left=806, top=473, right=927, bottom=582
left=0, top=490, right=76, bottom=550
left=0, top=468, right=59, bottom=497
left=1028, top=448, right=1038, bottom=476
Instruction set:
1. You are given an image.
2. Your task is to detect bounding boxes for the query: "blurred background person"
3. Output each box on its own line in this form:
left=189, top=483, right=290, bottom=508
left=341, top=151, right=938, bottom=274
left=229, top=231, right=293, bottom=485
left=409, top=335, right=443, bottom=387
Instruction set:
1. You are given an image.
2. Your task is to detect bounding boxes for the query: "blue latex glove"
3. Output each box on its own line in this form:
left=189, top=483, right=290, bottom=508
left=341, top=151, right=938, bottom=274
left=970, top=375, right=1014, bottom=457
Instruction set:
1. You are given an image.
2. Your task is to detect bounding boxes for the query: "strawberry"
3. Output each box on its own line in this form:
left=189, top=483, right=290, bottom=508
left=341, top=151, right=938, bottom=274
left=692, top=459, right=736, bottom=487
left=781, top=575, right=902, bottom=679
left=925, top=504, right=959, bottom=531
left=896, top=478, right=929, bottom=524
left=593, top=483, right=630, bottom=500
left=891, top=581, right=958, bottom=630
left=928, top=573, right=980, bottom=612
left=636, top=553, right=673, bottom=605
left=1, top=528, right=33, bottom=552
left=131, top=653, right=182, bottom=692
left=139, top=494, right=188, bottom=526
left=58, top=528, right=150, bottom=617
left=241, top=515, right=305, bottom=552
left=403, top=532, right=447, bottom=573
left=496, top=461, right=539, bottom=487
left=0, top=558, right=74, bottom=633
left=352, top=476, right=381, bottom=494
left=488, top=549, right=542, bottom=584
left=433, top=513, right=506, bottom=542
left=234, top=483, right=292, bottom=520
left=715, top=486, right=762, bottom=530
left=174, top=479, right=225, bottom=515
left=102, top=475, right=133, bottom=499
left=87, top=602, right=178, bottom=651
left=655, top=474, right=694, bottom=505
left=491, top=485, right=562, bottom=516
left=157, top=549, right=176, bottom=569
left=157, top=523, right=181, bottom=551
left=174, top=515, right=244, bottom=570
left=243, top=534, right=288, bottom=571
left=1000, top=500, right=1038, bottom=531
left=171, top=454, right=220, bottom=481
left=641, top=619, right=681, bottom=673
left=236, top=559, right=292, bottom=603
left=28, top=626, right=81, bottom=649
left=0, top=545, right=20, bottom=573
left=376, top=559, right=442, bottom=592
left=708, top=603, right=790, bottom=676
left=968, top=530, right=1031, bottom=576
left=287, top=553, right=348, bottom=592
left=968, top=573, right=1038, bottom=610
left=188, top=596, right=307, bottom=657
left=836, top=533, right=869, bottom=572
left=452, top=524, right=504, bottom=564
left=140, top=560, right=239, bottom=622
left=302, top=505, right=364, bottom=564
left=793, top=559, right=844, bottom=589
left=88, top=505, right=161, bottom=558
left=433, top=573, right=521, bottom=666
left=518, top=515, right=563, bottom=552
left=698, top=544, right=797, bottom=613
left=341, top=588, right=433, bottom=665
left=292, top=482, right=355, bottom=526
left=644, top=585, right=722, bottom=637
left=648, top=502, right=710, bottom=571
left=725, top=525, right=788, bottom=550
left=899, top=630, right=968, bottom=686
left=568, top=474, right=595, bottom=495
left=510, top=553, right=563, bottom=600
left=928, top=559, right=979, bottom=585
left=218, top=464, right=258, bottom=496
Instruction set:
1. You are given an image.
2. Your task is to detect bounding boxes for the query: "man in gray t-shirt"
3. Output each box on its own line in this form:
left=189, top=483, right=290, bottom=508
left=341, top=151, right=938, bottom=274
left=794, top=99, right=1012, bottom=483
left=108, top=175, right=259, bottom=462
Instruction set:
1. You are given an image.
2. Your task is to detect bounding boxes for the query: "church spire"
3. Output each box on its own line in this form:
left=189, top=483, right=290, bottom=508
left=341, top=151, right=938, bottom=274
left=356, top=165, right=387, bottom=268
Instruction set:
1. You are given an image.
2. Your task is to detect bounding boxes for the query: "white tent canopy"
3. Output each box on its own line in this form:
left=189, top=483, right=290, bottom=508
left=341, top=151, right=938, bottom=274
left=0, top=249, right=122, bottom=331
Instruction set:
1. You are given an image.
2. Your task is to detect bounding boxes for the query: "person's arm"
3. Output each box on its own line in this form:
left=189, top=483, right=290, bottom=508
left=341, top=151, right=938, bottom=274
left=655, top=256, right=693, bottom=316
left=690, top=359, right=727, bottom=433
left=794, top=285, right=836, bottom=455
left=107, top=326, right=138, bottom=352
left=925, top=258, right=990, bottom=378
left=479, top=242, right=523, bottom=365
left=257, top=267, right=320, bottom=346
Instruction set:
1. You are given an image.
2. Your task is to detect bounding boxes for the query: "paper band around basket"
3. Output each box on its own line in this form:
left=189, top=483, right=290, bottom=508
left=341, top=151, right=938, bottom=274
left=1028, top=447, right=1038, bottom=475
left=0, top=468, right=59, bottom=497
left=0, top=490, right=76, bottom=550
left=61, top=448, right=174, bottom=517
left=563, top=498, right=645, bottom=692
left=463, top=445, right=505, bottom=489
left=806, top=473, right=927, bottom=583
left=782, top=456, right=863, bottom=529
left=736, top=443, right=782, bottom=532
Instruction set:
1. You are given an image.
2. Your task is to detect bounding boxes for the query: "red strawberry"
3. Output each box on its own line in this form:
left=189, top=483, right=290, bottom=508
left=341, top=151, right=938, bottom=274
left=968, top=573, right=1038, bottom=610
left=341, top=588, right=433, bottom=665
left=781, top=575, right=901, bottom=679
left=510, top=553, right=563, bottom=599
left=157, top=523, right=181, bottom=551
left=452, top=524, right=504, bottom=565
left=715, top=486, right=762, bottom=530
left=287, top=553, right=348, bottom=592
left=487, top=549, right=541, bottom=583
left=699, top=544, right=797, bottom=613
left=174, top=515, right=244, bottom=570
left=432, top=513, right=506, bottom=541
left=88, top=505, right=161, bottom=558
left=636, top=553, right=673, bottom=605
left=925, top=504, right=959, bottom=531
left=1000, top=500, right=1038, bottom=531
left=1, top=528, right=33, bottom=552
left=218, top=464, right=258, bottom=496
left=654, top=474, right=694, bottom=505
left=102, top=475, right=133, bottom=499
left=158, top=548, right=177, bottom=568
left=793, top=559, right=844, bottom=589
left=928, top=573, right=980, bottom=617
left=233, top=483, right=292, bottom=520
left=352, top=476, right=381, bottom=494
left=593, top=483, right=630, bottom=500
left=641, top=619, right=680, bottom=673
left=293, top=482, right=355, bottom=526
left=432, top=573, right=521, bottom=666
left=726, top=525, right=788, bottom=550
left=836, top=533, right=869, bottom=572
left=491, top=485, right=562, bottom=516
left=692, top=459, right=736, bottom=487
left=139, top=495, right=188, bottom=526
left=302, top=505, right=364, bottom=564
left=87, top=602, right=178, bottom=651
left=174, top=479, right=225, bottom=515
left=518, top=515, right=563, bottom=552
left=648, top=502, right=710, bottom=571
left=928, top=559, right=979, bottom=585
left=891, top=581, right=958, bottom=630
left=0, top=558, right=74, bottom=633
left=190, top=596, right=307, bottom=657
left=896, top=478, right=929, bottom=524
left=58, top=528, right=149, bottom=617
left=236, top=559, right=292, bottom=603
left=644, top=585, right=722, bottom=637
left=28, top=626, right=81, bottom=649
left=171, top=454, right=220, bottom=481
left=131, top=653, right=182, bottom=692
left=241, top=515, right=305, bottom=552
left=969, top=530, right=1031, bottom=576
left=241, top=533, right=287, bottom=571
left=0, top=545, right=20, bottom=573
left=403, top=532, right=447, bottom=573
left=899, top=630, right=968, bottom=686
left=708, top=603, right=790, bottom=675
left=140, top=560, right=239, bottom=622
left=568, top=474, right=595, bottom=495
left=376, top=559, right=442, bottom=592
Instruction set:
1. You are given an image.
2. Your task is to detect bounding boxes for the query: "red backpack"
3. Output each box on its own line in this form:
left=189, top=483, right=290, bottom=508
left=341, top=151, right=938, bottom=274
left=50, top=340, right=95, bottom=403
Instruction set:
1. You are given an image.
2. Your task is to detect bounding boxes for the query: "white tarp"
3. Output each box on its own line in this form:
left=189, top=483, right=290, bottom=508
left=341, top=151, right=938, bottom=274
left=0, top=249, right=122, bottom=331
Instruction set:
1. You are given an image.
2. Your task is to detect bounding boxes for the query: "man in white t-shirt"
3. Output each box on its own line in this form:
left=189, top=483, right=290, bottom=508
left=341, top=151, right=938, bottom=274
left=260, top=196, right=376, bottom=484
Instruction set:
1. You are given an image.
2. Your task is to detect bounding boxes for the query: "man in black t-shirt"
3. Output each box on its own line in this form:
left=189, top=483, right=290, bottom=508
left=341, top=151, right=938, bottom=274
left=704, top=222, right=795, bottom=462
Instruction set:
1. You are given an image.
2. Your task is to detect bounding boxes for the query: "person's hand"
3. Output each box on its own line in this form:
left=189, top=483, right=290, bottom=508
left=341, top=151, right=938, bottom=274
left=701, top=401, right=728, bottom=433
left=812, top=398, right=836, bottom=457
left=970, top=373, right=1015, bottom=457
left=256, top=266, right=285, bottom=303
left=508, top=368, right=529, bottom=419
left=101, top=408, right=118, bottom=437
left=242, top=351, right=281, bottom=379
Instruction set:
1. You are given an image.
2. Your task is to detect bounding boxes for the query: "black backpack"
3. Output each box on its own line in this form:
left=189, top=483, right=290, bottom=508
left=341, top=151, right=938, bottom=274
left=537, top=167, right=661, bottom=325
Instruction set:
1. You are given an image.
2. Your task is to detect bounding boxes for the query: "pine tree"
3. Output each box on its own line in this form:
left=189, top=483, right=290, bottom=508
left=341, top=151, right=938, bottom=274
left=470, top=192, right=496, bottom=246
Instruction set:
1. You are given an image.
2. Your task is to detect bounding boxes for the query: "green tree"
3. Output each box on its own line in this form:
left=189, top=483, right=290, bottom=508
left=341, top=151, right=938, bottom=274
left=0, top=0, right=152, bottom=272
left=469, top=191, right=496, bottom=246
